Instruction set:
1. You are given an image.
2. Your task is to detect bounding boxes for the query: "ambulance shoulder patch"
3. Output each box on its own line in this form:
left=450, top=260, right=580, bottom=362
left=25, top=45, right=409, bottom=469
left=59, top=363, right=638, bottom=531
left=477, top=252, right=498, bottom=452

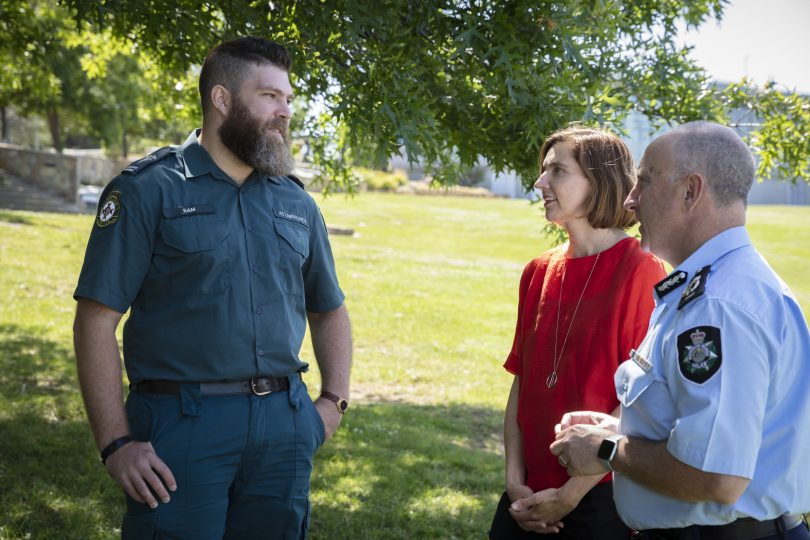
left=677, top=325, right=722, bottom=384
left=96, top=190, right=122, bottom=227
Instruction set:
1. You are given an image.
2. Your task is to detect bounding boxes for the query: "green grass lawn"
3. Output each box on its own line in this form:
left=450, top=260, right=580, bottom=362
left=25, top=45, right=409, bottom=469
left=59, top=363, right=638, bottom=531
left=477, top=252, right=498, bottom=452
left=1, top=195, right=808, bottom=539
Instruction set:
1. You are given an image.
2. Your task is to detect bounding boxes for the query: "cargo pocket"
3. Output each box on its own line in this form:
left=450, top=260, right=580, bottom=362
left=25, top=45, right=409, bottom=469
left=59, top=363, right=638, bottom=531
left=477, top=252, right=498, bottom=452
left=306, top=394, right=326, bottom=450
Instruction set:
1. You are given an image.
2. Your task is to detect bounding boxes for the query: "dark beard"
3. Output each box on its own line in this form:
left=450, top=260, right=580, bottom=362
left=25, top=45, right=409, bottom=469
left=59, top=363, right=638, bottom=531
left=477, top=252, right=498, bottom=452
left=218, top=96, right=295, bottom=177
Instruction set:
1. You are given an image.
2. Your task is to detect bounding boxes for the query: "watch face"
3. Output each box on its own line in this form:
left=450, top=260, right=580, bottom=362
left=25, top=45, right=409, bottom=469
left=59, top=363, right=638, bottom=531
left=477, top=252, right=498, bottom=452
left=597, top=438, right=617, bottom=460
left=338, top=399, right=349, bottom=413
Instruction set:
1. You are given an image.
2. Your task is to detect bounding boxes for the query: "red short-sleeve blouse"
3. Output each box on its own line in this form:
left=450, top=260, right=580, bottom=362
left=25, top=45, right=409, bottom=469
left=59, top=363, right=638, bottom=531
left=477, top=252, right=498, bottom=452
left=504, top=237, right=665, bottom=492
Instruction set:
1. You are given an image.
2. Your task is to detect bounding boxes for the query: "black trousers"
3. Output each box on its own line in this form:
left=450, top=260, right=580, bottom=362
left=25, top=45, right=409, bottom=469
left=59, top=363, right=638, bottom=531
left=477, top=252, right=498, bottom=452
left=637, top=519, right=810, bottom=540
left=489, top=482, right=631, bottom=540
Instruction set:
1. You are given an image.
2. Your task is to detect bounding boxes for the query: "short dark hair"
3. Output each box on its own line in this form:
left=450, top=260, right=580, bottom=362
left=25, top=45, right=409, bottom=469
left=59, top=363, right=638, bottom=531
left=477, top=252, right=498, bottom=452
left=199, top=36, right=292, bottom=116
left=539, top=125, right=637, bottom=229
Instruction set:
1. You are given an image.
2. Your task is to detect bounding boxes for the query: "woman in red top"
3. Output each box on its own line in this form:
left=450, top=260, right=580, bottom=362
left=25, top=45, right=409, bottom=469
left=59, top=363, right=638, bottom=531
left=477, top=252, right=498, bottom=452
left=489, top=126, right=665, bottom=539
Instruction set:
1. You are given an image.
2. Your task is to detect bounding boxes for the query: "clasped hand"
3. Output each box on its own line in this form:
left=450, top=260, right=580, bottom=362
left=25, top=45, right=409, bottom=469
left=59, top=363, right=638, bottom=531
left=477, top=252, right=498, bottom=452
left=549, top=411, right=619, bottom=476
left=508, top=484, right=577, bottom=534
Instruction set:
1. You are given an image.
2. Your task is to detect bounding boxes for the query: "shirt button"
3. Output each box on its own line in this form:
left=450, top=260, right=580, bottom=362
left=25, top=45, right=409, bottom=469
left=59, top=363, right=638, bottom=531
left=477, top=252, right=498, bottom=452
left=252, top=265, right=259, bottom=273
left=247, top=225, right=254, bottom=232
left=622, top=382, right=628, bottom=392
left=257, top=349, right=264, bottom=356
left=256, top=307, right=263, bottom=314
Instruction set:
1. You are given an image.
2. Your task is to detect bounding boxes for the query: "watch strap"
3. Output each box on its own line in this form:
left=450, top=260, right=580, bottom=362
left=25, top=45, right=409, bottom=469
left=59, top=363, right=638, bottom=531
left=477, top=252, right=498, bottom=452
left=100, top=435, right=132, bottom=465
left=320, top=390, right=349, bottom=414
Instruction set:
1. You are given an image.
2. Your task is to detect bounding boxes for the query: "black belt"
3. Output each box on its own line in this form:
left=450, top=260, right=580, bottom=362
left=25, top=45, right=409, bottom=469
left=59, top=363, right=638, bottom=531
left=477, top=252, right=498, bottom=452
left=640, top=515, right=806, bottom=540
left=131, top=376, right=291, bottom=396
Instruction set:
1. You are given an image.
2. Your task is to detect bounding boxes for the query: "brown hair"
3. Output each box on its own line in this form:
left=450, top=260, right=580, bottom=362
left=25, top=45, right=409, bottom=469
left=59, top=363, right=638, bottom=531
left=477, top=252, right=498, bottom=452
left=199, top=36, right=292, bottom=116
left=539, top=125, right=637, bottom=229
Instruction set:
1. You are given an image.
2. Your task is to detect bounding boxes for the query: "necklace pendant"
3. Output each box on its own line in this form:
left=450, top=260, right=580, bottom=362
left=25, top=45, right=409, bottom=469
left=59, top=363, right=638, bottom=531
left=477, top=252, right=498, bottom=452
left=545, top=371, right=558, bottom=389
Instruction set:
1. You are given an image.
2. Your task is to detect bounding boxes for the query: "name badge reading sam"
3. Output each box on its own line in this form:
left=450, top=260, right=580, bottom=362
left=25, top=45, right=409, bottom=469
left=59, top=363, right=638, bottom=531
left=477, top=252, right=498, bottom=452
left=630, top=349, right=652, bottom=372
left=163, top=204, right=217, bottom=218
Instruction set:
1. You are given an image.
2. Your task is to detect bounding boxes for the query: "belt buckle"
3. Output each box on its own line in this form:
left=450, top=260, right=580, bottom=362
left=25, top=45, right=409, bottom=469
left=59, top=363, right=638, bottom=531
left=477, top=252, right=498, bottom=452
left=250, top=377, right=272, bottom=396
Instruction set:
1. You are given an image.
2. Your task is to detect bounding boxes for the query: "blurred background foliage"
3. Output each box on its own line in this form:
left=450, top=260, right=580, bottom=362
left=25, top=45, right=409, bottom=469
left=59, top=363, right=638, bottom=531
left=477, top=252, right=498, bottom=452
left=0, top=0, right=807, bottom=189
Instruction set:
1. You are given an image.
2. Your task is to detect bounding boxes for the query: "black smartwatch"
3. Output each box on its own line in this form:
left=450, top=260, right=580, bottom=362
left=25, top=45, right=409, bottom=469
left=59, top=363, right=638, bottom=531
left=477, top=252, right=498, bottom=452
left=597, top=434, right=624, bottom=471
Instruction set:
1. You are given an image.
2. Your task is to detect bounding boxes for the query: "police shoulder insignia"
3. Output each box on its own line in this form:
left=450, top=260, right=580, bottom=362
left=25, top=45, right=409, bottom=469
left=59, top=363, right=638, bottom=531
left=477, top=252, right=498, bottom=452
left=96, top=190, right=122, bottom=227
left=655, top=270, right=688, bottom=298
left=677, top=326, right=722, bottom=383
left=677, top=265, right=711, bottom=310
left=121, top=146, right=175, bottom=175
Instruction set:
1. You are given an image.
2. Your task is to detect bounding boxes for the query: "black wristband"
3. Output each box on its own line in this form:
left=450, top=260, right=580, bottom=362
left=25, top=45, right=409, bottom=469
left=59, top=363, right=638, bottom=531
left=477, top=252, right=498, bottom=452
left=100, top=436, right=132, bottom=465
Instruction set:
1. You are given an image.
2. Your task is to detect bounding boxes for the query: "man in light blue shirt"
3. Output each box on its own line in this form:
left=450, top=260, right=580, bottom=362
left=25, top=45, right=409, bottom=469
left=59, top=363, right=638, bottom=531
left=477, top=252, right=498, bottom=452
left=551, top=122, right=810, bottom=539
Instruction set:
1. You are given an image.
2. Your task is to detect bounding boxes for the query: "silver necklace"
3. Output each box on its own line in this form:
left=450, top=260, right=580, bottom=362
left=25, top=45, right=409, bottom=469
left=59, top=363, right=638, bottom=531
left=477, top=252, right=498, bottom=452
left=546, top=233, right=609, bottom=389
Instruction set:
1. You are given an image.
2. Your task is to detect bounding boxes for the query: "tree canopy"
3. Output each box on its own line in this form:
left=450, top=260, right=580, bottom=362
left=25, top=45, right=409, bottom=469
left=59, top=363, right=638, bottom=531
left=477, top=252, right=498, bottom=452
left=4, top=0, right=808, bottom=188
left=0, top=0, right=196, bottom=155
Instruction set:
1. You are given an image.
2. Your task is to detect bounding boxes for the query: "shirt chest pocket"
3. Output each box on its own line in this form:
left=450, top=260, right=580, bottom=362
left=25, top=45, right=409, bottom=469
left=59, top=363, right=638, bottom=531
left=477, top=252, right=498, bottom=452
left=153, top=214, right=231, bottom=297
left=616, top=361, right=656, bottom=408
left=273, top=218, right=310, bottom=296
left=616, top=353, right=677, bottom=440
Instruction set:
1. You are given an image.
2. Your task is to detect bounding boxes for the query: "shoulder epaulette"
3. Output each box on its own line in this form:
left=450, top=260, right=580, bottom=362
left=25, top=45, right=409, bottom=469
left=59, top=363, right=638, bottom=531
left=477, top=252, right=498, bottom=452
left=286, top=174, right=306, bottom=190
left=655, top=270, right=688, bottom=299
left=678, top=265, right=711, bottom=310
left=121, top=146, right=176, bottom=175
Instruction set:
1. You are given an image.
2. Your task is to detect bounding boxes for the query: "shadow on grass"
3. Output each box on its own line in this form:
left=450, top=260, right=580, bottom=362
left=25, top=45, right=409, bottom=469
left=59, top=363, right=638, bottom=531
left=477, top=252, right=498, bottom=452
left=0, top=413, right=123, bottom=539
left=0, top=210, right=35, bottom=225
left=0, top=326, right=123, bottom=539
left=0, top=324, right=505, bottom=539
left=309, top=401, right=504, bottom=540
left=0, top=324, right=77, bottom=399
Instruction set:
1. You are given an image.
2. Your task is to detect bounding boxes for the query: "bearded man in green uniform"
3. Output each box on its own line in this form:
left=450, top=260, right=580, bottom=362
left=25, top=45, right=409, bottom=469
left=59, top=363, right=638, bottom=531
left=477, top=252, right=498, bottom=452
left=73, top=36, right=351, bottom=539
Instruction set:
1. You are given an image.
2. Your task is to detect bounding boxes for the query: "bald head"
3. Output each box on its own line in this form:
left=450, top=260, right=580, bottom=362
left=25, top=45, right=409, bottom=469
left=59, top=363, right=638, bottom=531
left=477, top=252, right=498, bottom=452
left=663, top=121, right=756, bottom=206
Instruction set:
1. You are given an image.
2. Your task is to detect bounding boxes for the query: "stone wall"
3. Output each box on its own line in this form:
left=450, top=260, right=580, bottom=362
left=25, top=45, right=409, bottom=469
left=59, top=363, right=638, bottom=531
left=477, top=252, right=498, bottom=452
left=0, top=144, right=131, bottom=203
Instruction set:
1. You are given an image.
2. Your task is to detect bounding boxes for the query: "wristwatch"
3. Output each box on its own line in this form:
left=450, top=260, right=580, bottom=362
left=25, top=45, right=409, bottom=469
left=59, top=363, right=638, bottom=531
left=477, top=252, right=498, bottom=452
left=597, top=434, right=624, bottom=471
left=321, top=390, right=349, bottom=414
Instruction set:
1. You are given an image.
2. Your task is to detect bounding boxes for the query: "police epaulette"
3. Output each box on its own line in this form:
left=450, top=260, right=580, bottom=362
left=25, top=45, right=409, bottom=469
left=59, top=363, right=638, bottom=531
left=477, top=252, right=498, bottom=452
left=678, top=265, right=711, bottom=310
left=121, top=146, right=176, bottom=175
left=287, top=174, right=305, bottom=190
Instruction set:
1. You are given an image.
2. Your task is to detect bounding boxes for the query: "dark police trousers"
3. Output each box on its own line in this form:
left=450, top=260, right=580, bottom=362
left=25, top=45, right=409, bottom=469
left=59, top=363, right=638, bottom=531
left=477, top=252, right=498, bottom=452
left=122, top=374, right=324, bottom=540
left=637, top=515, right=810, bottom=540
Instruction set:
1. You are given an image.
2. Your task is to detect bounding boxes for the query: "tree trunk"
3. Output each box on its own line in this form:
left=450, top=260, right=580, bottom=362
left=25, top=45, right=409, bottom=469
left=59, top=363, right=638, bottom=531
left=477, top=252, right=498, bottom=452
left=122, top=129, right=128, bottom=158
left=47, top=108, right=63, bottom=152
left=1, top=106, right=7, bottom=142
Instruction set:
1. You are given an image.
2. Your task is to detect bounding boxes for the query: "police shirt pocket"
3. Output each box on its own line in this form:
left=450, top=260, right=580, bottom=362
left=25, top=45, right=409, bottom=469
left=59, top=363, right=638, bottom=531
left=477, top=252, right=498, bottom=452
left=616, top=359, right=656, bottom=408
left=274, top=219, right=309, bottom=258
left=155, top=213, right=230, bottom=296
left=161, top=214, right=229, bottom=252
left=273, top=216, right=310, bottom=296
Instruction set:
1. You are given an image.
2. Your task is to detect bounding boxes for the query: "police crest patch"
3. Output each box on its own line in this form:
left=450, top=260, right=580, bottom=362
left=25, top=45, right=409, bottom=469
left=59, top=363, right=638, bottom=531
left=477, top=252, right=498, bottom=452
left=96, top=191, right=122, bottom=227
left=677, top=326, right=722, bottom=383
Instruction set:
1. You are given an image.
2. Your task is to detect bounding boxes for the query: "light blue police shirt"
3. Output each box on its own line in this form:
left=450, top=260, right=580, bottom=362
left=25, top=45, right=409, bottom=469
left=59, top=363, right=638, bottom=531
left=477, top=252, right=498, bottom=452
left=614, top=226, right=810, bottom=529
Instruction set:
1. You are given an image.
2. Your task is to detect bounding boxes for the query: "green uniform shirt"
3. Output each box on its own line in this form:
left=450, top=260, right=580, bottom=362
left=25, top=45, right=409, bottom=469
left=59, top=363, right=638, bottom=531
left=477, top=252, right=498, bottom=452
left=74, top=130, right=345, bottom=381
